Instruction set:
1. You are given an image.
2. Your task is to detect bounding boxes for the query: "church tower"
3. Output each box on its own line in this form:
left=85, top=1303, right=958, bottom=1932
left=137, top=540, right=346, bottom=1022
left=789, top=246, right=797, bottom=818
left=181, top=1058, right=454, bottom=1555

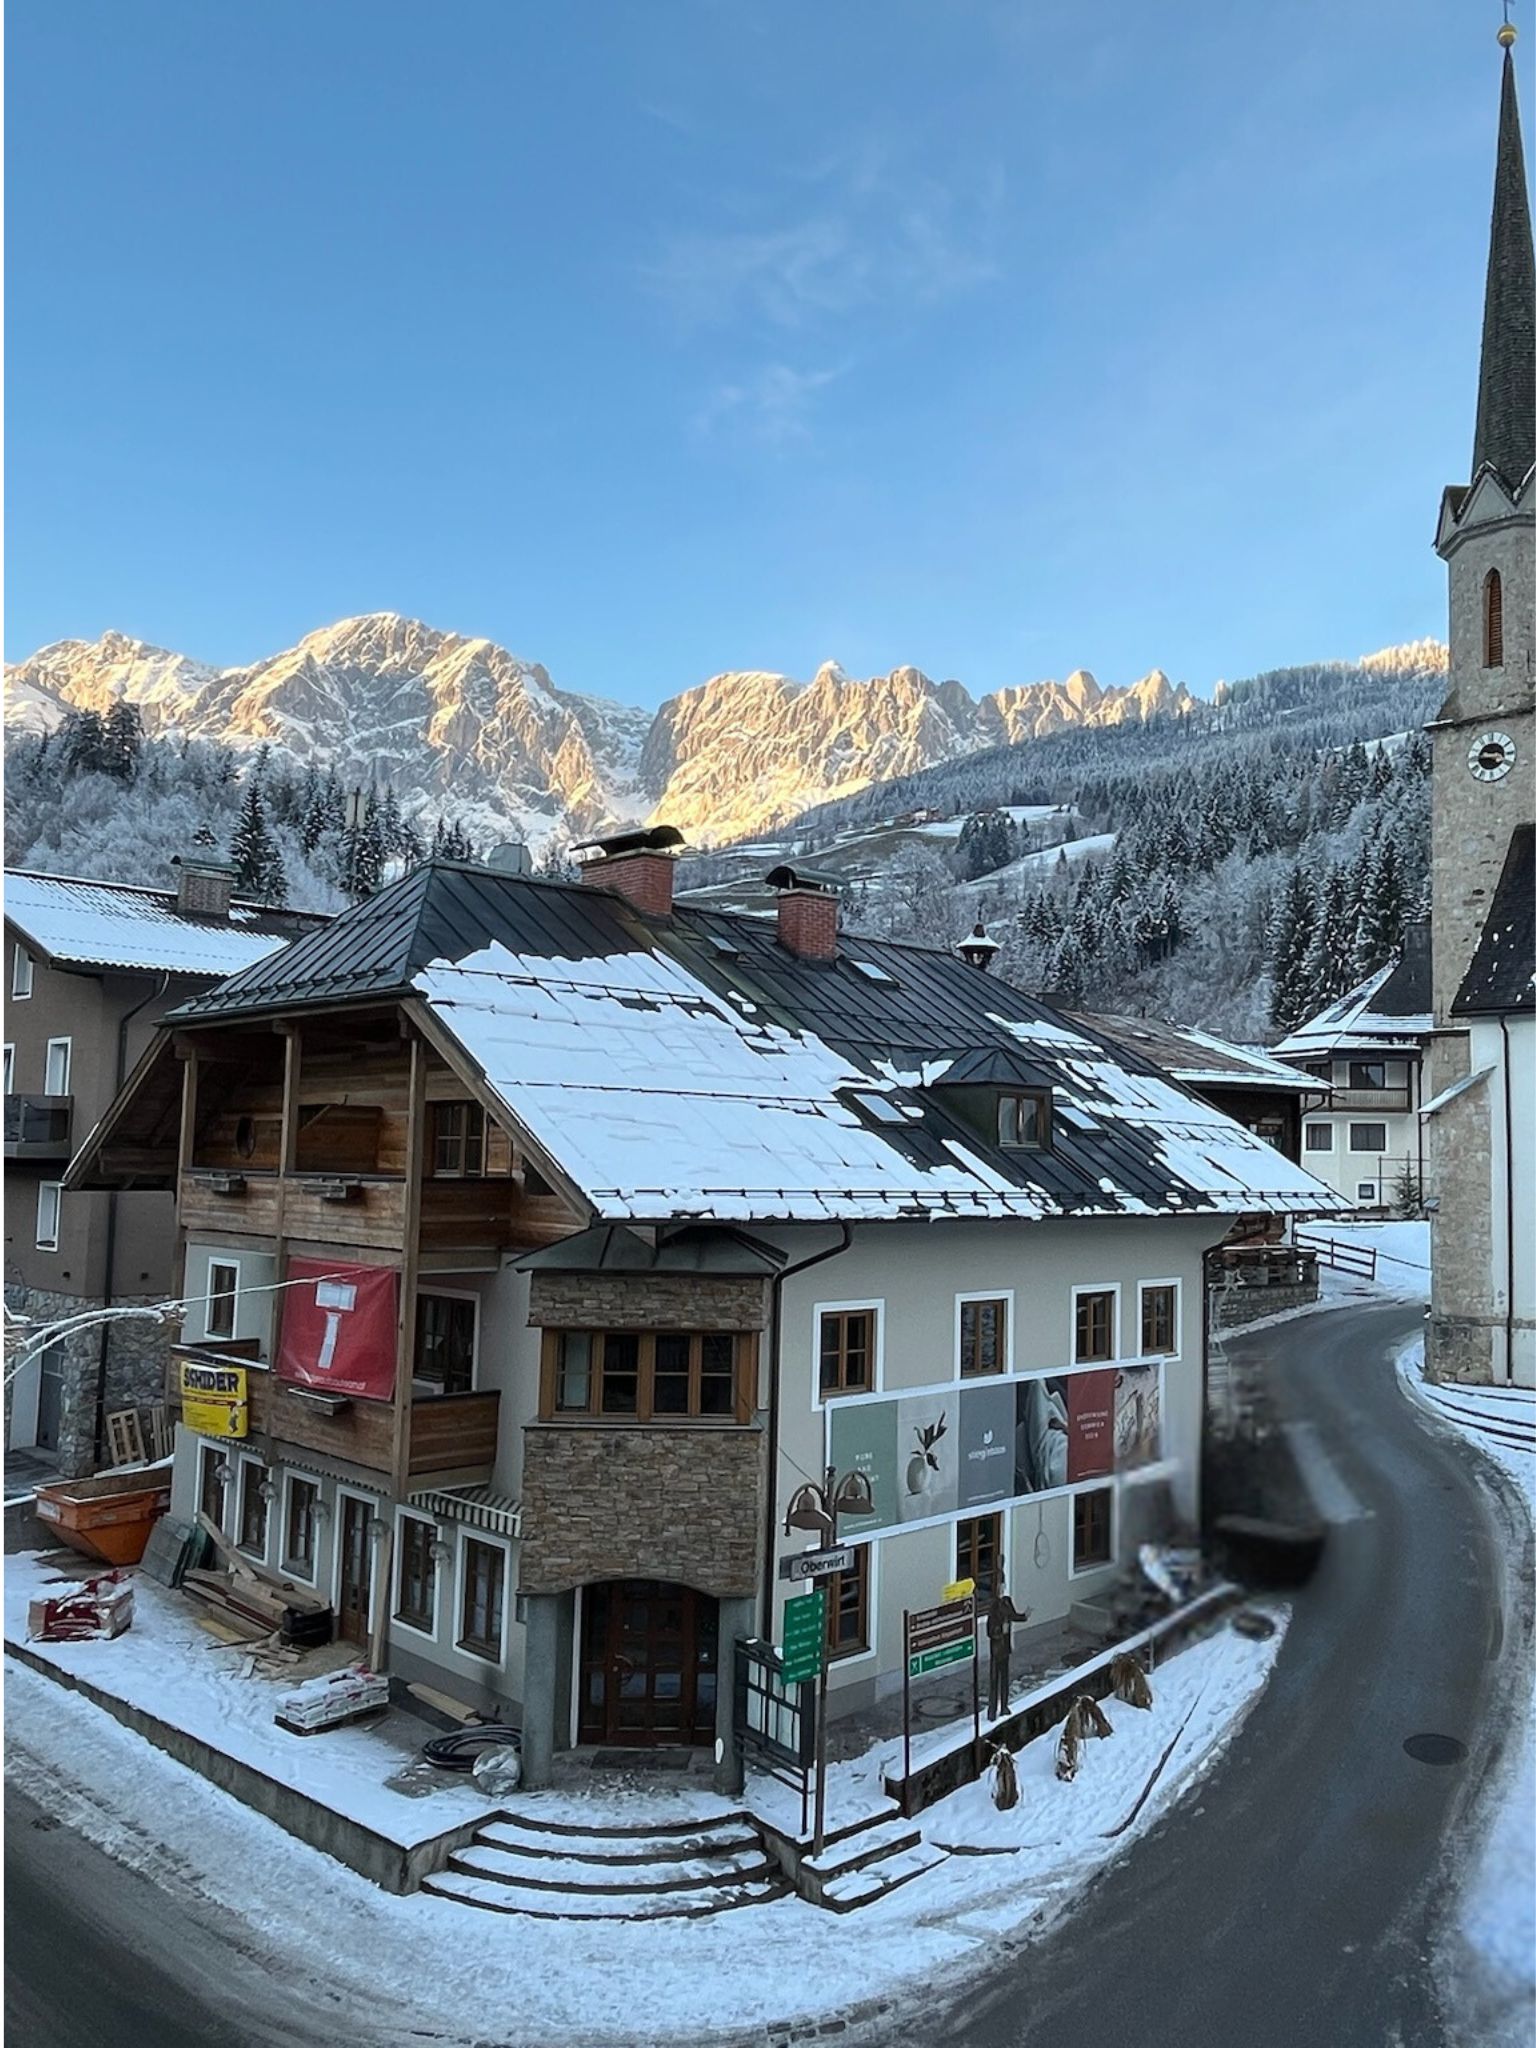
left=1425, top=22, right=1535, bottom=1385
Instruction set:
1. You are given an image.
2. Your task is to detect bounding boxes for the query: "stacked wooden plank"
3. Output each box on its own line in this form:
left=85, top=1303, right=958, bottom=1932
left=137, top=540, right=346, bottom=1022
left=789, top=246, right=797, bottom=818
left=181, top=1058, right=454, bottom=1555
left=179, top=1512, right=332, bottom=1653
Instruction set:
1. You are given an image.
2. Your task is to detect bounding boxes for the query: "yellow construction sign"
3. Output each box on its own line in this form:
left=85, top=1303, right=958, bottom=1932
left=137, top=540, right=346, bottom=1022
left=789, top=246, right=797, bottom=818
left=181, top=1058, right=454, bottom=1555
left=179, top=1360, right=248, bottom=1439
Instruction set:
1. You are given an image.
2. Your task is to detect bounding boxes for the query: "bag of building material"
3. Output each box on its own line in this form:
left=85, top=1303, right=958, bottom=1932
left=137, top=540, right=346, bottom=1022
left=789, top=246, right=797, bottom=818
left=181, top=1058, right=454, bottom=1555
left=275, top=1666, right=389, bottom=1731
left=28, top=1574, right=135, bottom=1643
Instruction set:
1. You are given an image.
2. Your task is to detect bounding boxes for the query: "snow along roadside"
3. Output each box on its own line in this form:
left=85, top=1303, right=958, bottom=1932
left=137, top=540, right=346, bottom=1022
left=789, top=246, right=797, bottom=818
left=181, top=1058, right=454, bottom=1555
left=1396, top=1335, right=1536, bottom=2048
left=3, top=1616, right=1285, bottom=2048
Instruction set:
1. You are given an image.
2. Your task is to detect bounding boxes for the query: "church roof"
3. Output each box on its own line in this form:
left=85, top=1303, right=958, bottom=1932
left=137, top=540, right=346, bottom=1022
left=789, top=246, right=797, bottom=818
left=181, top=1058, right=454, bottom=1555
left=1472, top=48, right=1535, bottom=495
left=1452, top=825, right=1535, bottom=1016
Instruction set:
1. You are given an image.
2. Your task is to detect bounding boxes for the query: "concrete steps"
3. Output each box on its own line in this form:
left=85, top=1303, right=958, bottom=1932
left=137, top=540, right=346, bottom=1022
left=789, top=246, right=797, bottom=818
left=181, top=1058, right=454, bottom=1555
left=421, top=1807, right=790, bottom=1920
left=794, top=1809, right=949, bottom=1912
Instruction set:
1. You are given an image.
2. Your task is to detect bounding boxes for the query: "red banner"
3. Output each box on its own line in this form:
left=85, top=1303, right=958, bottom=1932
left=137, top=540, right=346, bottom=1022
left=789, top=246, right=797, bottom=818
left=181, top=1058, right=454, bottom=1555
left=1066, top=1370, right=1116, bottom=1482
left=277, top=1259, right=398, bottom=1401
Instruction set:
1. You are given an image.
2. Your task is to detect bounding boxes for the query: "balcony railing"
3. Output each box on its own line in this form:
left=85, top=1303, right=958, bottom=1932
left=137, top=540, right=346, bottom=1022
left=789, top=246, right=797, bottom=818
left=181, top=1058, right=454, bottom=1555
left=4, top=1094, right=74, bottom=1159
left=1329, top=1088, right=1412, bottom=1113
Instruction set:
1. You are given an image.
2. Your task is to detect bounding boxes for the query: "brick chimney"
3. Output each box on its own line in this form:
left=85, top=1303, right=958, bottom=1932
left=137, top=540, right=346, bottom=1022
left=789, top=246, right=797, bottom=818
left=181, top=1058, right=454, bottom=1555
left=171, top=855, right=237, bottom=921
left=765, top=864, right=840, bottom=961
left=573, top=825, right=684, bottom=917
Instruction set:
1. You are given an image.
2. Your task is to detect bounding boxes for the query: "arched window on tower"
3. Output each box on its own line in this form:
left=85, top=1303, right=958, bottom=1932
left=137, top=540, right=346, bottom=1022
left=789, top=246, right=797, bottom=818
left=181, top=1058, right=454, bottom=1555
left=1483, top=568, right=1504, bottom=669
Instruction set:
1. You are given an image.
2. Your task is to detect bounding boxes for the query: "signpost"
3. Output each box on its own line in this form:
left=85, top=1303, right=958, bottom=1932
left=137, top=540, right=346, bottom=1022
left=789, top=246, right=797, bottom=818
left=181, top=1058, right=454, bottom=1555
left=779, top=1588, right=827, bottom=1686
left=901, top=1592, right=980, bottom=1786
left=778, top=1545, right=854, bottom=1585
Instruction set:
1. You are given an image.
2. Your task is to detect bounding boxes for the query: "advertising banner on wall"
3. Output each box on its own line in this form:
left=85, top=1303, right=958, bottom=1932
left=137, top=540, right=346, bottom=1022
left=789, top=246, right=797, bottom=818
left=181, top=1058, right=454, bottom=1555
left=827, top=1363, right=1164, bottom=1541
left=276, top=1259, right=399, bottom=1401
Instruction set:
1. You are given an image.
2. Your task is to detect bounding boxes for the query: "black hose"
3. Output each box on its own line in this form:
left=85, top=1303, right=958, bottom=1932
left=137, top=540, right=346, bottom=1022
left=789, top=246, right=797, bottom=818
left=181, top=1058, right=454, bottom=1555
left=420, top=1724, right=523, bottom=1770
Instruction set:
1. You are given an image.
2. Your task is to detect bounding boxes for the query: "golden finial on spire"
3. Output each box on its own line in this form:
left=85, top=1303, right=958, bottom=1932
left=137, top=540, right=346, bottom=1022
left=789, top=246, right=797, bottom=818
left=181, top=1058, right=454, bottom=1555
left=1498, top=0, right=1517, bottom=48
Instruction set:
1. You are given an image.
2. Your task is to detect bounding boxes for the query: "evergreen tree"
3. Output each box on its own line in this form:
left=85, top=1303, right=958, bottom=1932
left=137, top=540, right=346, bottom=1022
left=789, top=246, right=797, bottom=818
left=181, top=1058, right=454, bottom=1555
left=228, top=781, right=288, bottom=904
left=61, top=709, right=109, bottom=776
left=102, top=700, right=145, bottom=782
left=1267, top=865, right=1315, bottom=1032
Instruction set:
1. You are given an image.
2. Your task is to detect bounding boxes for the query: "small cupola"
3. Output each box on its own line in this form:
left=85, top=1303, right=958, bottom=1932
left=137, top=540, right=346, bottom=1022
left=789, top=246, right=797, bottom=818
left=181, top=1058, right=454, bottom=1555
left=572, top=824, right=684, bottom=917
left=171, top=854, right=237, bottom=922
left=764, top=863, right=840, bottom=960
left=956, top=922, right=1001, bottom=972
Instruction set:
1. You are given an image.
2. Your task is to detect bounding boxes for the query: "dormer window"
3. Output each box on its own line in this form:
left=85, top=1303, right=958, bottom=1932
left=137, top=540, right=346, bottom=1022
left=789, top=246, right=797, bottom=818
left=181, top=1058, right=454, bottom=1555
left=997, top=1091, right=1049, bottom=1150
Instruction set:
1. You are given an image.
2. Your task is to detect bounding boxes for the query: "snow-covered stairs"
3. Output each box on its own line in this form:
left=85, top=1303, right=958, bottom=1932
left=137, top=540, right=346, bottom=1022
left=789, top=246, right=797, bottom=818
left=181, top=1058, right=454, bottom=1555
left=795, top=1809, right=948, bottom=1912
left=420, top=1808, right=789, bottom=1920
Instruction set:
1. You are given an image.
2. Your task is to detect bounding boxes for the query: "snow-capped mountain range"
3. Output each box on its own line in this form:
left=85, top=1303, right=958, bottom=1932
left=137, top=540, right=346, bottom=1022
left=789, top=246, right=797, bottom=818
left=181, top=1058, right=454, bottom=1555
left=7, top=611, right=1216, bottom=846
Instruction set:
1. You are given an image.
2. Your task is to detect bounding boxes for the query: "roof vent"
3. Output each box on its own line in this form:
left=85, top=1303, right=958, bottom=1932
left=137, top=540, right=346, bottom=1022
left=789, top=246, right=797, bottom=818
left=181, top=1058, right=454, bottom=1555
left=171, top=855, right=237, bottom=923
left=571, top=824, right=685, bottom=918
left=486, top=842, right=533, bottom=876
left=764, top=863, right=840, bottom=961
left=956, top=922, right=1001, bottom=972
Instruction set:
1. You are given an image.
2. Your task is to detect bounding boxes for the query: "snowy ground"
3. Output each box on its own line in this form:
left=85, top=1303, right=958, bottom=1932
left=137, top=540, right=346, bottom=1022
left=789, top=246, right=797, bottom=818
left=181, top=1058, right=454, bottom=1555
left=3, top=1610, right=1285, bottom=2045
left=1397, top=1336, right=1536, bottom=2048
left=1221, top=1219, right=1432, bottom=1342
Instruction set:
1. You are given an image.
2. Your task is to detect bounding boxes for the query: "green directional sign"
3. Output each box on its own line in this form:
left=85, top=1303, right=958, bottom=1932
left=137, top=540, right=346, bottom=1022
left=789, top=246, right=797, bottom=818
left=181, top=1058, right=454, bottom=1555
left=780, top=1588, right=827, bottom=1685
left=908, top=1637, right=975, bottom=1678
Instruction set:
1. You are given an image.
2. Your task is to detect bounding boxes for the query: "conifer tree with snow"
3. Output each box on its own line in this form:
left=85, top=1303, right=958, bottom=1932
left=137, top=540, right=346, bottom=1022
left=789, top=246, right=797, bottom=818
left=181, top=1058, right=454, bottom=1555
left=228, top=780, right=288, bottom=905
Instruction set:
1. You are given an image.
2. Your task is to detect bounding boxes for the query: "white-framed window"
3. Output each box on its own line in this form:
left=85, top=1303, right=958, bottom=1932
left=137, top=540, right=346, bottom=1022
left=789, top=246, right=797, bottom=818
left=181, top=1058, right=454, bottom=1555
left=236, top=1456, right=270, bottom=1561
left=394, top=1510, right=440, bottom=1640
left=955, top=1290, right=1013, bottom=1379
left=1356, top=1181, right=1380, bottom=1205
left=455, top=1525, right=511, bottom=1664
left=814, top=1299, right=884, bottom=1405
left=198, top=1441, right=231, bottom=1532
left=1303, top=1123, right=1334, bottom=1152
left=1071, top=1283, right=1119, bottom=1364
left=1070, top=1484, right=1116, bottom=1576
left=1137, top=1279, right=1181, bottom=1359
left=43, top=1037, right=72, bottom=1096
left=11, top=945, right=34, bottom=999
left=205, top=1260, right=241, bottom=1341
left=1349, top=1122, right=1388, bottom=1153
left=35, top=1181, right=62, bottom=1251
left=281, top=1473, right=320, bottom=1581
left=3, top=1044, right=14, bottom=1094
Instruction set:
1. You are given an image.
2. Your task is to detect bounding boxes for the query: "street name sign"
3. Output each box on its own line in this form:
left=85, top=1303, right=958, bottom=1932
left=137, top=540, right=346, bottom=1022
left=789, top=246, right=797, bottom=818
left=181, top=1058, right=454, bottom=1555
left=778, top=1545, right=855, bottom=1584
left=780, top=1588, right=827, bottom=1684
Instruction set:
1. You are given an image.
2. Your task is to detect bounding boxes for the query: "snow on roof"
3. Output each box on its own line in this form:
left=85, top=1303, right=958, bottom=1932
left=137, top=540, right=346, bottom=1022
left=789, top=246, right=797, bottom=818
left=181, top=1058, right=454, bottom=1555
left=1273, top=957, right=1433, bottom=1057
left=2, top=870, right=316, bottom=978
left=415, top=932, right=1347, bottom=1224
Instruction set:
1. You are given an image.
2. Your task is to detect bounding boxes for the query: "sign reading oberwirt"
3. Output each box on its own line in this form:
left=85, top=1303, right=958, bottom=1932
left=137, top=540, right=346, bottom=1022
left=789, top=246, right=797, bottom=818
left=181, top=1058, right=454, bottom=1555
left=179, top=1360, right=249, bottom=1439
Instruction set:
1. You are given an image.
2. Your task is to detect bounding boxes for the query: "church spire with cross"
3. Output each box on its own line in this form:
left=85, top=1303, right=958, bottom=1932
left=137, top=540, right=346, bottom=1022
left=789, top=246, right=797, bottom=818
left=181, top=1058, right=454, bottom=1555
left=1471, top=16, right=1535, bottom=491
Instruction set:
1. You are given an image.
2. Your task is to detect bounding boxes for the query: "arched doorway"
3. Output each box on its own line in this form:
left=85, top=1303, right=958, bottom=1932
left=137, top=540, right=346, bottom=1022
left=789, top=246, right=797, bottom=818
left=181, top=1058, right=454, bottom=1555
left=578, top=1580, right=719, bottom=1746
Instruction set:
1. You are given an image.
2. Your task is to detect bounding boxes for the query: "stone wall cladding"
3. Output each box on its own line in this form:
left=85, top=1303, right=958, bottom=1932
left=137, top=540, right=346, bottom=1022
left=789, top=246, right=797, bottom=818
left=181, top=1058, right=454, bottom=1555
left=519, top=1423, right=765, bottom=1597
left=6, top=1286, right=171, bottom=1477
left=528, top=1272, right=768, bottom=1332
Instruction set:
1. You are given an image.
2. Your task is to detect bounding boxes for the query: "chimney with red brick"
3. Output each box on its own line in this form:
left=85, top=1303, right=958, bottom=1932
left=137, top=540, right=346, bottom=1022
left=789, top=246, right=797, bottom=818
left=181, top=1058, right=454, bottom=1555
left=765, top=864, right=840, bottom=961
left=573, top=825, right=684, bottom=917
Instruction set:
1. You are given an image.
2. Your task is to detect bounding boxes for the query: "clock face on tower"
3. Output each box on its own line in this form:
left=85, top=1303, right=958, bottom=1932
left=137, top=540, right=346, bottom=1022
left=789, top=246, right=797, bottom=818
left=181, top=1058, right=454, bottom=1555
left=1467, top=731, right=1517, bottom=783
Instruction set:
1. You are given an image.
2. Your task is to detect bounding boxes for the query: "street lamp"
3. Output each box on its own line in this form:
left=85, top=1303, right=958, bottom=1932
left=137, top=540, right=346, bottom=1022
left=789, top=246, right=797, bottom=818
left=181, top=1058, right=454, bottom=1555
left=784, top=1465, right=874, bottom=1856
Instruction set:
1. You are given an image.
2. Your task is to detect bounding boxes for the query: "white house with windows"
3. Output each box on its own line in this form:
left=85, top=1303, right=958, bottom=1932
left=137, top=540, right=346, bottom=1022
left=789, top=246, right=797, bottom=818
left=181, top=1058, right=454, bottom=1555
left=1274, top=932, right=1434, bottom=1211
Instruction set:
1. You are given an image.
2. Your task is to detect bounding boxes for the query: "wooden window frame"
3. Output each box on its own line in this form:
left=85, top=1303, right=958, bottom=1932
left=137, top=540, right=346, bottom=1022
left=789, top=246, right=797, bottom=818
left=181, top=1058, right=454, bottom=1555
left=997, top=1090, right=1050, bottom=1151
left=415, top=1290, right=478, bottom=1396
left=237, top=1458, right=269, bottom=1561
left=457, top=1529, right=509, bottom=1664
left=206, top=1259, right=241, bottom=1341
left=824, top=1543, right=870, bottom=1661
left=957, top=1295, right=1009, bottom=1378
left=956, top=1511, right=1004, bottom=1598
left=1070, top=1486, right=1115, bottom=1576
left=1484, top=567, right=1504, bottom=670
left=818, top=1306, right=878, bottom=1400
left=430, top=1100, right=486, bottom=1178
left=1072, top=1285, right=1117, bottom=1365
left=1138, top=1281, right=1179, bottom=1359
left=394, top=1511, right=438, bottom=1638
left=540, top=1329, right=756, bottom=1425
left=282, top=1474, right=319, bottom=1580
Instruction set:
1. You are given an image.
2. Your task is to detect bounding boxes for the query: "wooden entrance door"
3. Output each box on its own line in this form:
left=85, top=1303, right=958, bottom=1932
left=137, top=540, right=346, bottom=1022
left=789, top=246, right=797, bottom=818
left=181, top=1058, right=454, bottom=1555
left=337, top=1495, right=373, bottom=1645
left=578, top=1580, right=718, bottom=1746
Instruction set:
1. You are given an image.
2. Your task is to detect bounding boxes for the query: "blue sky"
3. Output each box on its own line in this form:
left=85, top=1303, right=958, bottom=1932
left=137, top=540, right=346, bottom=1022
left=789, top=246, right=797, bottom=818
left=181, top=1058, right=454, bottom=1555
left=5, top=2, right=1524, bottom=707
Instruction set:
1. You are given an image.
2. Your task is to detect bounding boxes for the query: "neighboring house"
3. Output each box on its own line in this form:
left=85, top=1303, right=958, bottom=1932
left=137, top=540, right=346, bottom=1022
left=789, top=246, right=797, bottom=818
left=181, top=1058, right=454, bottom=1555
left=3, top=861, right=326, bottom=1471
left=1273, top=931, right=1434, bottom=1211
left=1067, top=1012, right=1319, bottom=1164
left=71, top=838, right=1343, bottom=1786
left=1423, top=38, right=1535, bottom=1388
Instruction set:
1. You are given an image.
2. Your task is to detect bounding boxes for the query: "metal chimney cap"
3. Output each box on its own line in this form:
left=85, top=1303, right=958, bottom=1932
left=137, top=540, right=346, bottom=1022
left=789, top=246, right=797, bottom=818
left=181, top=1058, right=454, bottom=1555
left=763, top=862, right=841, bottom=894
left=570, top=824, right=685, bottom=863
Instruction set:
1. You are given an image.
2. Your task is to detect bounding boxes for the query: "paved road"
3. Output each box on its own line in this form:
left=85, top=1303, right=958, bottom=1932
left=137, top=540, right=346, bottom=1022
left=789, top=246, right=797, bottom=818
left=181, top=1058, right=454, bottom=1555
left=922, top=1300, right=1514, bottom=2048
left=4, top=1779, right=339, bottom=2048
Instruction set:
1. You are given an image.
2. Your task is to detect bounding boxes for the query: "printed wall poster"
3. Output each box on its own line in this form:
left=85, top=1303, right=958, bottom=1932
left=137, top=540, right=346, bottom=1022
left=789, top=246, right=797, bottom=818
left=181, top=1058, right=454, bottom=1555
left=277, top=1258, right=399, bottom=1401
left=1066, top=1371, right=1116, bottom=1482
left=957, top=1380, right=1015, bottom=1510
left=895, top=1391, right=959, bottom=1523
left=1114, top=1364, right=1162, bottom=1470
left=826, top=1397, right=899, bottom=1536
left=1014, top=1376, right=1069, bottom=1497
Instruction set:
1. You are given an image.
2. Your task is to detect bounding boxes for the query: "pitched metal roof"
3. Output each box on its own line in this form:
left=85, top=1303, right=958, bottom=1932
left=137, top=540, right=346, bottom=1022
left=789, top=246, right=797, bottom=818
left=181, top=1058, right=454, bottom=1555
left=1473, top=49, right=1536, bottom=494
left=2, top=869, right=328, bottom=979
left=1452, top=825, right=1535, bottom=1016
left=164, top=861, right=1344, bottom=1224
left=1067, top=1010, right=1318, bottom=1092
left=1274, top=930, right=1434, bottom=1057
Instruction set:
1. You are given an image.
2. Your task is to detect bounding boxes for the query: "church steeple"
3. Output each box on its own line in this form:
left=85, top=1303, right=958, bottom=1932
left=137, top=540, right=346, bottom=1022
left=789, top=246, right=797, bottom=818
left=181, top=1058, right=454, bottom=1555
left=1471, top=33, right=1536, bottom=492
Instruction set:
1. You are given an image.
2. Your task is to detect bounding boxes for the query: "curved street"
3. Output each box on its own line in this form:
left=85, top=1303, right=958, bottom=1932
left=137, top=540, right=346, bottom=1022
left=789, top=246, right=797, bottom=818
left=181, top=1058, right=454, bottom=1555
left=919, top=1298, right=1520, bottom=2048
